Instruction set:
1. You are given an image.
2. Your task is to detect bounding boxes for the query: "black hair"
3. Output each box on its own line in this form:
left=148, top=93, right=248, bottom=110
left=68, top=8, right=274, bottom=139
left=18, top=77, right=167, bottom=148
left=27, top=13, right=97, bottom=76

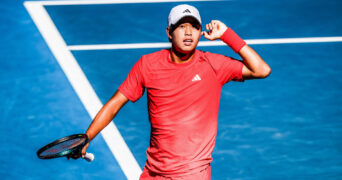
left=167, top=16, right=201, bottom=42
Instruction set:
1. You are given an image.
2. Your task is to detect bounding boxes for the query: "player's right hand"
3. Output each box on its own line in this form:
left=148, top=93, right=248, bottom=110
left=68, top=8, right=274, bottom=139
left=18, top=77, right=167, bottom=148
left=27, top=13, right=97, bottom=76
left=202, top=20, right=228, bottom=41
left=81, top=143, right=90, bottom=158
left=66, top=142, right=89, bottom=160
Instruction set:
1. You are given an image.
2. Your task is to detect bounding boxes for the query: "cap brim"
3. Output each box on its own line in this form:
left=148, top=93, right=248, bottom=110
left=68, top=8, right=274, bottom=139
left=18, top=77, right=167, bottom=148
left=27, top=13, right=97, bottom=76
left=171, top=15, right=201, bottom=27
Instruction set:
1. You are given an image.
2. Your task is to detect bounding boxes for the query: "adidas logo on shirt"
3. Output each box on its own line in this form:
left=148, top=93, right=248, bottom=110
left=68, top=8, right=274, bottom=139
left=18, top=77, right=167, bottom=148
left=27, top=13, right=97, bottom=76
left=192, top=74, right=201, bottom=82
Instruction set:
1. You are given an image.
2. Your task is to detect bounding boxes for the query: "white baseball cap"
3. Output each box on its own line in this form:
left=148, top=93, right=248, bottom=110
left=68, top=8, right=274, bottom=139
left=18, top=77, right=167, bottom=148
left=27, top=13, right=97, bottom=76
left=168, top=4, right=202, bottom=27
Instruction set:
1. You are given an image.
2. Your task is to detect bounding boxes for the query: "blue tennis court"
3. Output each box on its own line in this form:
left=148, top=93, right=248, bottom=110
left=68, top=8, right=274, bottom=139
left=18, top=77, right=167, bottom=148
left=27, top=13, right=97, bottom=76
left=2, top=0, right=342, bottom=179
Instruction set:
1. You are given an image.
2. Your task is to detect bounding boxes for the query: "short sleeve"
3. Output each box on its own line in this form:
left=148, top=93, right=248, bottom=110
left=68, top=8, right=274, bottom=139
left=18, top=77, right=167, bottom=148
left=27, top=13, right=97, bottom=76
left=118, top=57, right=145, bottom=102
left=204, top=52, right=244, bottom=84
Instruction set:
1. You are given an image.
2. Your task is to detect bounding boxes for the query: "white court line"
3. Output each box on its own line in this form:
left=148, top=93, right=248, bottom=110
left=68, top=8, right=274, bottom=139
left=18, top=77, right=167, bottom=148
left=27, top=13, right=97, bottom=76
left=24, top=2, right=142, bottom=180
left=68, top=36, right=342, bottom=50
left=40, top=0, right=219, bottom=6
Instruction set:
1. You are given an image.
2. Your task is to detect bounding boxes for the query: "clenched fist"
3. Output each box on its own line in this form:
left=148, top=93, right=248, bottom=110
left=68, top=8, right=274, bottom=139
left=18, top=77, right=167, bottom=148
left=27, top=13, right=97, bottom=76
left=201, top=20, right=228, bottom=41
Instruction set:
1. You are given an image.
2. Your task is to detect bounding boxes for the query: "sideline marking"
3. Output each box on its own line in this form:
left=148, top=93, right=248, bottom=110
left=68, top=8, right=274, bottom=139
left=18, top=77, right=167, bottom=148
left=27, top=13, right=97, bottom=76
left=68, top=36, right=342, bottom=50
left=24, top=2, right=142, bottom=180
left=40, top=0, right=219, bottom=6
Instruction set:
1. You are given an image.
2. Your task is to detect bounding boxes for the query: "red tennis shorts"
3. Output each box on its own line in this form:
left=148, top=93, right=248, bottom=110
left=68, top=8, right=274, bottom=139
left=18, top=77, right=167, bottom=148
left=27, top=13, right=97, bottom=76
left=139, top=165, right=211, bottom=180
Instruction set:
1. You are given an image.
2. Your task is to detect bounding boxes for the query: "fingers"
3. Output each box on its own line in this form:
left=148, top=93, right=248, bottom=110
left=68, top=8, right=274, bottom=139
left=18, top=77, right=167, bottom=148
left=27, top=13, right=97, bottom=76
left=205, top=24, right=210, bottom=31
left=202, top=20, right=228, bottom=41
left=202, top=22, right=218, bottom=41
left=209, top=22, right=214, bottom=31
left=67, top=143, right=90, bottom=160
left=205, top=20, right=220, bottom=30
left=81, top=143, right=89, bottom=158
left=203, top=21, right=215, bottom=41
left=202, top=31, right=210, bottom=40
left=202, top=31, right=217, bottom=41
left=205, top=21, right=216, bottom=31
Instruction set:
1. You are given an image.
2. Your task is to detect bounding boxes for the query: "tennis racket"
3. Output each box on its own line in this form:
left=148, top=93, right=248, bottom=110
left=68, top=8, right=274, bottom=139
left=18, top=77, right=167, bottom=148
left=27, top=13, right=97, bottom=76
left=37, top=134, right=94, bottom=162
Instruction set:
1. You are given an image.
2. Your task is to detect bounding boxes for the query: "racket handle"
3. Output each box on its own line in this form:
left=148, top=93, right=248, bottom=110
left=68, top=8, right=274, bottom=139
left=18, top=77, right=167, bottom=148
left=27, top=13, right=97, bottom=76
left=83, top=152, right=94, bottom=162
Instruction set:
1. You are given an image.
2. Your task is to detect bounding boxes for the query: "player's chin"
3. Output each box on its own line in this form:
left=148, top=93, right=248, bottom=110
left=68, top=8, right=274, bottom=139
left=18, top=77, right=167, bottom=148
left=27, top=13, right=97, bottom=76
left=178, top=44, right=197, bottom=53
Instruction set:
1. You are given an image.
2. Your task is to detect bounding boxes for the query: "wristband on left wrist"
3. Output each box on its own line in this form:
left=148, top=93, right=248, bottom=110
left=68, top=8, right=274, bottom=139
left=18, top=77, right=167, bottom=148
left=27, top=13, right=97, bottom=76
left=220, top=28, right=246, bottom=53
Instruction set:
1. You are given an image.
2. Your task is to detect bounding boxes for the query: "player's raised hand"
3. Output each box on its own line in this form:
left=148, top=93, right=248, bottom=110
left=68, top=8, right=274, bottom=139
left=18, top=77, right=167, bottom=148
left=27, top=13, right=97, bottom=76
left=202, top=20, right=228, bottom=41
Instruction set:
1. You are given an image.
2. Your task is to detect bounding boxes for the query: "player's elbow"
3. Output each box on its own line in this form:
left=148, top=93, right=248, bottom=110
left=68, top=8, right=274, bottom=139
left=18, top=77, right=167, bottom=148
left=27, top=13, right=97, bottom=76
left=255, top=65, right=271, bottom=79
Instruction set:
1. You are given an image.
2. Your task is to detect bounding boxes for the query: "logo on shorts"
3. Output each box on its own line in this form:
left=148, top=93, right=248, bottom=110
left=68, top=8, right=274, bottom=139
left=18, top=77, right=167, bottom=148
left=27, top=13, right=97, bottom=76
left=192, top=74, right=201, bottom=82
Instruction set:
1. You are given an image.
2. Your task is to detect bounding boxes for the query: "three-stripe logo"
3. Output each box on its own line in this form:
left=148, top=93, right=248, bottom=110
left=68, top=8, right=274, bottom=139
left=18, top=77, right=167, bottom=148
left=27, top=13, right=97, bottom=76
left=192, top=74, right=201, bottom=82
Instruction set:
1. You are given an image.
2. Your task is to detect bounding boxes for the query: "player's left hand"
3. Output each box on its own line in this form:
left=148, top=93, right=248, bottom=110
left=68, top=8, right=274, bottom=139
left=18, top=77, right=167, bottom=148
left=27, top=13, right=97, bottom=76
left=202, top=20, right=228, bottom=41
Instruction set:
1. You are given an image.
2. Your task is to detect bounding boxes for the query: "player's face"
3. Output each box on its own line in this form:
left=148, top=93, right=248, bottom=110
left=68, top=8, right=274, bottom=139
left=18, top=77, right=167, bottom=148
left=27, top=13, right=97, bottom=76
left=168, top=18, right=201, bottom=54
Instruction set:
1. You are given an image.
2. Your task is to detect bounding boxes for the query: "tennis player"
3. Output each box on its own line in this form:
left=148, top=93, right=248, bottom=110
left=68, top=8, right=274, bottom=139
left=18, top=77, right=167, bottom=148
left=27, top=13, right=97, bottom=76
left=78, top=4, right=271, bottom=179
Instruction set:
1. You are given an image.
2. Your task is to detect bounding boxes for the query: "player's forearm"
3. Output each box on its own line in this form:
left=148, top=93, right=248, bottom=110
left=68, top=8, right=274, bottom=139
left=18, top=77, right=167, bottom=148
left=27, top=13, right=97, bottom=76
left=239, top=45, right=271, bottom=78
left=86, top=91, right=128, bottom=141
left=220, top=27, right=270, bottom=78
left=86, top=102, right=118, bottom=141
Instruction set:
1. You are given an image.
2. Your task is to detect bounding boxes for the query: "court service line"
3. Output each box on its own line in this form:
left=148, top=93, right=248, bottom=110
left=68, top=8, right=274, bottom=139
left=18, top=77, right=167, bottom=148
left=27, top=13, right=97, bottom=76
left=39, top=0, right=220, bottom=6
left=68, top=36, right=342, bottom=50
left=24, top=2, right=142, bottom=180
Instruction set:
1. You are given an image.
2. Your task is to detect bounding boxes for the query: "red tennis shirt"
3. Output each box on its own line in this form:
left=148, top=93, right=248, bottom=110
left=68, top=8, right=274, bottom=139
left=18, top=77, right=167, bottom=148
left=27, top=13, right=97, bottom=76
left=118, top=48, right=244, bottom=177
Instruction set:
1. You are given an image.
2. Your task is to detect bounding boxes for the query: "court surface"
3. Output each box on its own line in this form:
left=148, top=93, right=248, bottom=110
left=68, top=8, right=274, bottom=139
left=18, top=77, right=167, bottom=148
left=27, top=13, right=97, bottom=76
left=1, top=0, right=342, bottom=179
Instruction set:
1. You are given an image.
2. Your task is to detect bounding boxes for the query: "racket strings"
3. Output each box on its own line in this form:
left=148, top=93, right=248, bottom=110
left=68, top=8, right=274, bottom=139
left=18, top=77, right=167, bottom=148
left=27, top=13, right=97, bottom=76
left=40, top=137, right=86, bottom=156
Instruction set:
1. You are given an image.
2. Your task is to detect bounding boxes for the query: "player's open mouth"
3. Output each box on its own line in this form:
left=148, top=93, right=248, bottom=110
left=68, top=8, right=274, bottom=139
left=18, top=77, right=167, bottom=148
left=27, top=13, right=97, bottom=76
left=183, top=39, right=193, bottom=46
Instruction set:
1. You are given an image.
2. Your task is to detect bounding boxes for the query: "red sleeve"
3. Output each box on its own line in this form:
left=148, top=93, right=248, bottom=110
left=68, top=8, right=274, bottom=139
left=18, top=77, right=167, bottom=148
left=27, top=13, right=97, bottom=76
left=204, top=52, right=244, bottom=84
left=118, top=57, right=145, bottom=102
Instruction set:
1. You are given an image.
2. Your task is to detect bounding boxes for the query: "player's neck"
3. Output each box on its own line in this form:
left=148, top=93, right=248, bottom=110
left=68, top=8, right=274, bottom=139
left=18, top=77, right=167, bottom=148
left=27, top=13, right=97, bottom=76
left=170, top=47, right=195, bottom=64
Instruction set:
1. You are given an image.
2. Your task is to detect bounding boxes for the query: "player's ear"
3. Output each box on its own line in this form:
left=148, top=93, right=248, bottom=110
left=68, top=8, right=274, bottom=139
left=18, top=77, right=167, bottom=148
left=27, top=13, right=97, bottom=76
left=166, top=27, right=172, bottom=42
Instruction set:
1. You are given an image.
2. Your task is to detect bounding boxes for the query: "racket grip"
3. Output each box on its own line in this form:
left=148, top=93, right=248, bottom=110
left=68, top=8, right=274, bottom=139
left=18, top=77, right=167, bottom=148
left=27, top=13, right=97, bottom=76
left=83, top=152, right=94, bottom=162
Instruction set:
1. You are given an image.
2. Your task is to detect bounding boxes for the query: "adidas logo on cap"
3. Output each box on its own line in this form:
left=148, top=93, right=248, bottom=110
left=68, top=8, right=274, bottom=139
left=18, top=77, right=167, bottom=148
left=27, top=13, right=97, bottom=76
left=183, top=9, right=191, bottom=13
